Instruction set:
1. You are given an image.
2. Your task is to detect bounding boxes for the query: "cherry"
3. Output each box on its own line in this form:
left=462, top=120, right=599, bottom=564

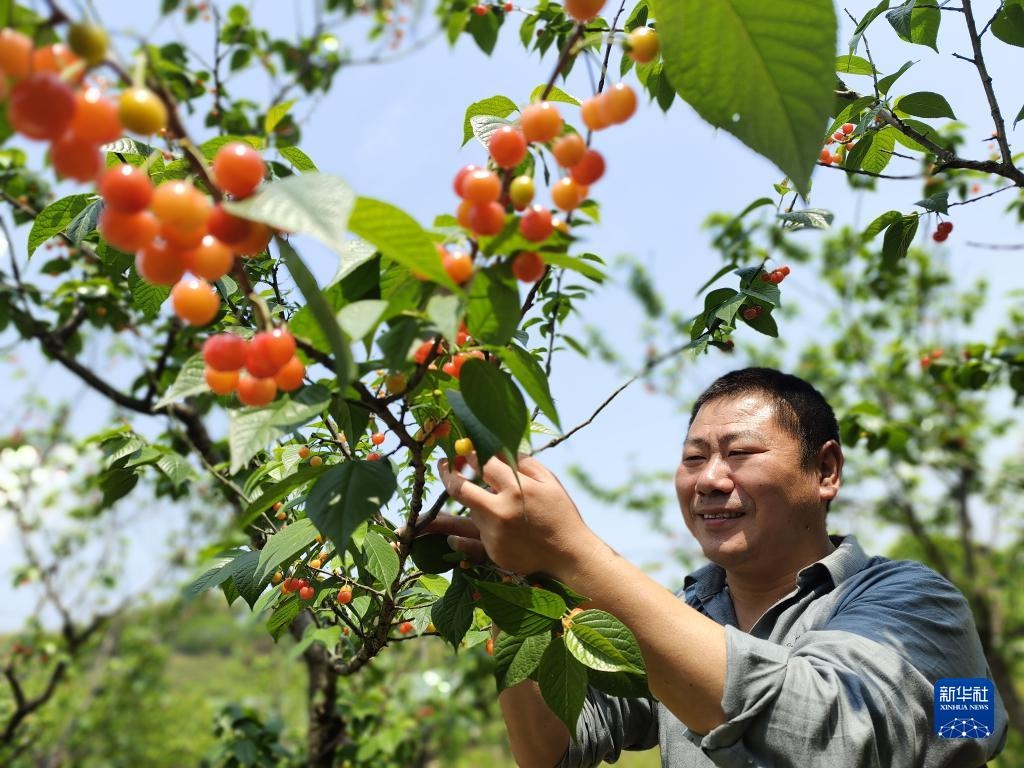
left=207, top=203, right=252, bottom=245
left=32, top=44, right=79, bottom=76
left=234, top=221, right=272, bottom=257
left=161, top=221, right=206, bottom=250
left=552, top=133, right=587, bottom=168
left=309, top=455, right=323, bottom=467
left=414, top=339, right=438, bottom=365
left=0, top=28, right=32, bottom=81
left=8, top=74, right=75, bottom=140
left=337, top=586, right=353, bottom=604
left=98, top=207, right=160, bottom=252
left=67, top=22, right=109, bottom=66
left=453, top=164, right=480, bottom=196
left=818, top=148, right=833, bottom=165
left=460, top=169, right=502, bottom=204
left=564, top=0, right=606, bottom=22
left=203, top=333, right=248, bottom=371
left=212, top=142, right=266, bottom=198
left=299, top=585, right=315, bottom=601
left=68, top=87, right=122, bottom=144
left=741, top=305, right=763, bottom=321
left=520, top=101, right=563, bottom=143
left=937, top=221, right=953, bottom=235
left=551, top=177, right=586, bottom=211
left=569, top=149, right=605, bottom=185
left=519, top=205, right=553, bottom=242
left=428, top=420, right=452, bottom=439
left=831, top=152, right=842, bottom=165
left=237, top=373, right=277, bottom=406
left=51, top=134, right=103, bottom=182
left=171, top=277, right=220, bottom=326
left=488, top=126, right=528, bottom=169
left=367, top=452, right=382, bottom=461
left=580, top=96, right=611, bottom=132
left=271, top=570, right=284, bottom=584
left=183, top=235, right=234, bottom=281
left=248, top=328, right=296, bottom=376
left=385, top=372, right=407, bottom=394
left=486, top=637, right=495, bottom=655
left=454, top=437, right=474, bottom=456
left=371, top=432, right=385, bottom=445
left=932, top=230, right=948, bottom=243
left=512, top=251, right=545, bottom=282
left=626, top=27, right=659, bottom=63
left=467, top=202, right=506, bottom=236
left=473, top=4, right=488, bottom=15
left=205, top=367, right=239, bottom=395
left=456, top=199, right=475, bottom=230
left=118, top=87, right=167, bottom=135
left=599, top=83, right=637, bottom=125
left=443, top=250, right=474, bottom=284
left=273, top=356, right=306, bottom=392
left=456, top=323, right=471, bottom=346
left=298, top=446, right=311, bottom=459
left=841, top=122, right=856, bottom=135
left=151, top=180, right=212, bottom=233
left=398, top=621, right=414, bottom=635
left=135, top=240, right=187, bottom=285
left=509, top=175, right=535, bottom=209
left=309, top=558, right=323, bottom=570
left=99, top=165, right=154, bottom=213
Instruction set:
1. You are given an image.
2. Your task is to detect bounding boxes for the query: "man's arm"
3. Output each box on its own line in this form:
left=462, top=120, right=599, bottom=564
left=498, top=680, right=570, bottom=767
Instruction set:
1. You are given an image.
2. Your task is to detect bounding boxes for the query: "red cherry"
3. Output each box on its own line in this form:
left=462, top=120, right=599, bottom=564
left=488, top=126, right=528, bottom=169
left=207, top=203, right=253, bottom=245
left=519, top=205, right=553, bottom=242
left=273, top=356, right=306, bottom=392
left=8, top=74, right=75, bottom=140
left=212, top=141, right=266, bottom=198
left=99, top=164, right=154, bottom=213
left=512, top=251, right=545, bottom=282
left=569, top=149, right=605, bottom=185
left=203, top=333, right=248, bottom=372
left=299, top=585, right=315, bottom=601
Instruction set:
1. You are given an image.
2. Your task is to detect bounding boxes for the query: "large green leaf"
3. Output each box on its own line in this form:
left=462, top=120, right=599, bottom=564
left=445, top=390, right=506, bottom=470
left=895, top=91, right=955, bottom=120
left=472, top=580, right=565, bottom=636
left=349, top=197, right=457, bottom=289
left=458, top=359, right=528, bottom=463
left=264, top=100, right=296, bottom=135
left=537, top=635, right=588, bottom=739
left=528, top=84, right=580, bottom=106
left=28, top=194, right=91, bottom=256
left=240, top=464, right=328, bottom=528
left=496, top=345, right=560, bottom=429
left=225, top=550, right=269, bottom=609
left=881, top=214, right=919, bottom=267
left=992, top=0, right=1024, bottom=47
left=462, top=95, right=518, bottom=145
left=154, top=354, right=207, bottom=409
left=654, top=0, right=836, bottom=195
left=886, top=1, right=940, bottom=51
left=279, top=145, right=317, bottom=172
left=363, top=530, right=400, bottom=590
left=566, top=610, right=646, bottom=675
left=431, top=569, right=475, bottom=649
left=222, top=173, right=355, bottom=254
left=494, top=631, right=552, bottom=691
left=255, top=518, right=317, bottom=581
left=305, top=460, right=397, bottom=553
left=128, top=271, right=170, bottom=321
left=465, top=269, right=519, bottom=346
left=228, top=385, right=332, bottom=473
left=183, top=548, right=248, bottom=601
left=267, top=598, right=302, bottom=641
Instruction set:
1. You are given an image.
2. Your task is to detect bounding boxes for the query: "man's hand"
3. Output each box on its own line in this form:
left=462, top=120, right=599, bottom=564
left=437, top=453, right=597, bottom=581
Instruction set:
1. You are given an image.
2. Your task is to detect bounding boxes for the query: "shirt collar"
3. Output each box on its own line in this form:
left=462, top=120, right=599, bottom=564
left=683, top=534, right=870, bottom=597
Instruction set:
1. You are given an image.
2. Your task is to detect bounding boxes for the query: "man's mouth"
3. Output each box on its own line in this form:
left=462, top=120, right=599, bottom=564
left=696, top=510, right=745, bottom=520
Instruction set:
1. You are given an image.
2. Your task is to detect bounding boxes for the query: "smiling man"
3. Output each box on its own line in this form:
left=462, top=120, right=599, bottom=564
left=437, top=367, right=1008, bottom=767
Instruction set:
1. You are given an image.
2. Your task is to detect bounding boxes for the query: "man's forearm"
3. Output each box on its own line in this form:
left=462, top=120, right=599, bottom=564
left=499, top=680, right=570, bottom=767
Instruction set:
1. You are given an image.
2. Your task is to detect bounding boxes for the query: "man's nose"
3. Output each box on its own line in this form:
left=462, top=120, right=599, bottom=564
left=695, top=454, right=733, bottom=495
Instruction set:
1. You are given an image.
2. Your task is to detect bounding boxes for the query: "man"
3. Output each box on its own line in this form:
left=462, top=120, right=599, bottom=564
left=436, top=367, right=1009, bottom=767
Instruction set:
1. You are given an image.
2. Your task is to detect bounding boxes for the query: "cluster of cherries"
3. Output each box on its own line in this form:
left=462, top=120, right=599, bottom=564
left=202, top=326, right=305, bottom=406
left=932, top=220, right=954, bottom=243
left=819, top=123, right=857, bottom=166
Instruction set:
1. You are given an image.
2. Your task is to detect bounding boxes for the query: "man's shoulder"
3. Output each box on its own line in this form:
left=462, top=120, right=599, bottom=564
left=832, top=549, right=970, bottom=616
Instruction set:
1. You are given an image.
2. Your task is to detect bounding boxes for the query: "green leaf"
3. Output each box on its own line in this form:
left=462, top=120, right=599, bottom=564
left=876, top=60, right=915, bottom=96
left=431, top=569, right=475, bottom=649
left=426, top=294, right=463, bottom=346
left=567, top=610, right=646, bottom=674
left=363, top=531, right=400, bottom=590
left=895, top=91, right=956, bottom=119
left=462, top=95, right=518, bottom=146
left=654, top=0, right=837, bottom=196
left=835, top=54, right=875, bottom=75
left=915, top=192, right=949, bottom=214
left=850, top=0, right=890, bottom=50
left=541, top=253, right=606, bottom=282
left=537, top=635, right=588, bottom=738
left=446, top=390, right=506, bottom=469
left=496, top=345, right=560, bottom=429
left=881, top=214, right=919, bottom=266
left=266, top=599, right=302, bottom=641
left=465, top=269, right=519, bottom=345
left=128, top=271, right=170, bottom=321
left=155, top=450, right=195, bottom=487
left=66, top=200, right=102, bottom=248
left=349, top=197, right=458, bottom=289
left=528, top=84, right=580, bottom=106
left=222, top=173, right=356, bottom=253
left=992, top=0, right=1024, bottom=47
left=849, top=126, right=896, bottom=175
left=777, top=208, right=833, bottom=230
left=264, top=100, right=296, bottom=135
left=459, top=359, right=529, bottom=462
left=826, top=95, right=874, bottom=136
left=255, top=518, right=317, bottom=582
left=154, top=354, right=207, bottom=408
left=467, top=7, right=499, bottom=54
left=338, top=299, right=387, bottom=341
left=305, top=460, right=398, bottom=554
left=886, top=1, right=940, bottom=52
left=240, top=465, right=327, bottom=528
left=494, top=631, right=551, bottom=691
left=183, top=549, right=248, bottom=601
left=863, top=210, right=902, bottom=241
left=226, top=551, right=269, bottom=609
left=472, top=580, right=566, bottom=636
left=228, top=385, right=332, bottom=474
left=277, top=237, right=356, bottom=389
left=469, top=114, right=512, bottom=150
left=28, top=194, right=91, bottom=256
left=1015, top=102, right=1024, bottom=128
left=279, top=145, right=317, bottom=172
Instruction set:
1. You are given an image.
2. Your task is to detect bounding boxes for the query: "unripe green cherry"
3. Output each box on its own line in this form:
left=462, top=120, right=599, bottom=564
left=509, top=175, right=535, bottom=210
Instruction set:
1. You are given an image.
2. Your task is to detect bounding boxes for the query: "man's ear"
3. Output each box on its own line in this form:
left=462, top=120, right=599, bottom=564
left=817, top=440, right=843, bottom=504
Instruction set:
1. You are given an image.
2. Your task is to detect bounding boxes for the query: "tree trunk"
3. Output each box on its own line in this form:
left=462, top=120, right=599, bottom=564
left=290, top=612, right=346, bottom=767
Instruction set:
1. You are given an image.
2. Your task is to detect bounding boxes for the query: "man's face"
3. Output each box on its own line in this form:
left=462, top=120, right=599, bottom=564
left=674, top=393, right=828, bottom=570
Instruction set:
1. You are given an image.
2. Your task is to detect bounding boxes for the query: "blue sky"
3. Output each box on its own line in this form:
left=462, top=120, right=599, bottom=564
left=2, top=1, right=1022, bottom=630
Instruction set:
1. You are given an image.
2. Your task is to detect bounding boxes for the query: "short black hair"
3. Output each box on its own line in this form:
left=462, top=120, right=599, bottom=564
left=688, top=368, right=840, bottom=469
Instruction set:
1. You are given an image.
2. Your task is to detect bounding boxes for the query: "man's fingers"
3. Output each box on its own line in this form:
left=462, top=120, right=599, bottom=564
left=517, top=454, right=555, bottom=482
left=447, top=535, right=487, bottom=563
left=420, top=513, right=480, bottom=539
left=439, top=458, right=497, bottom=509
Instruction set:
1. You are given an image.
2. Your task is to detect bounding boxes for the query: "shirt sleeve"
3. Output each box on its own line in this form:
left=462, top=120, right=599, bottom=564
left=557, top=688, right=658, bottom=768
left=692, top=563, right=1008, bottom=767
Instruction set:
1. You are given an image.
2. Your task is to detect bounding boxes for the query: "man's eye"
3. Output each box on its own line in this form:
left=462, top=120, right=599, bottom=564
left=683, top=455, right=704, bottom=463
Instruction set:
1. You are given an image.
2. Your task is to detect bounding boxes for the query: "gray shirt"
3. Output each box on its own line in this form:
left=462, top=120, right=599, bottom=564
left=559, top=535, right=1008, bottom=767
